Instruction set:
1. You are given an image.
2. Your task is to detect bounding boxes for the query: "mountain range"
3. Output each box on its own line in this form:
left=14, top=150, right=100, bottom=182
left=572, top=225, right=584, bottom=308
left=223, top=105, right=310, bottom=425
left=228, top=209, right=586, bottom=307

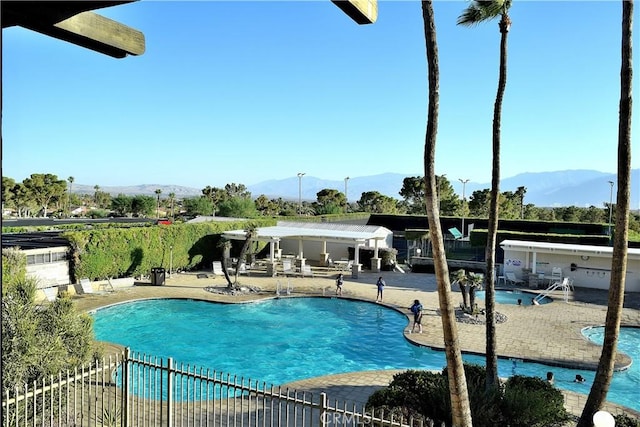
left=73, top=169, right=640, bottom=209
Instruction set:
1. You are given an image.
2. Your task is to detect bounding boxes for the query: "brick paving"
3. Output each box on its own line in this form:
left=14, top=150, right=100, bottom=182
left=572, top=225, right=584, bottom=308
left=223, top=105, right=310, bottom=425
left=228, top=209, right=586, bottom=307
left=69, top=267, right=640, bottom=418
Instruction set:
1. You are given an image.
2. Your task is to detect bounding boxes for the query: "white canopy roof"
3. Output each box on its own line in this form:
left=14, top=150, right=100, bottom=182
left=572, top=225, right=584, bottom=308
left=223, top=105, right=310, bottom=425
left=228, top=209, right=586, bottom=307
left=222, top=221, right=391, bottom=244
left=500, top=240, right=640, bottom=260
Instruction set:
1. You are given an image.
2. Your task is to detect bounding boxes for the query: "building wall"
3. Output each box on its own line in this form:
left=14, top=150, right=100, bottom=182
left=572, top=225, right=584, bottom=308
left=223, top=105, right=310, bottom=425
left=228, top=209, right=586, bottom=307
left=503, top=250, right=640, bottom=292
left=24, top=247, right=70, bottom=287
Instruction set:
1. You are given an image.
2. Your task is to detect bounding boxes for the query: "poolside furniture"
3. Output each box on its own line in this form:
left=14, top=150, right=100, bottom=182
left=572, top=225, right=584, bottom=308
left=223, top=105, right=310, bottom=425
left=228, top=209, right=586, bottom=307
left=505, top=272, right=525, bottom=286
left=42, top=287, right=57, bottom=302
left=281, top=259, right=295, bottom=276
left=300, top=265, right=313, bottom=278
left=549, top=267, right=562, bottom=285
left=212, top=261, right=224, bottom=276
left=79, top=278, right=93, bottom=294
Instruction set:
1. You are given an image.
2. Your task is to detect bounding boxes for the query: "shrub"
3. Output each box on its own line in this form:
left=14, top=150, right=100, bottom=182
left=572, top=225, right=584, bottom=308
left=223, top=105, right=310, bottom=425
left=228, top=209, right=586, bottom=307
left=615, top=413, right=640, bottom=427
left=367, top=365, right=570, bottom=427
left=501, top=375, right=569, bottom=427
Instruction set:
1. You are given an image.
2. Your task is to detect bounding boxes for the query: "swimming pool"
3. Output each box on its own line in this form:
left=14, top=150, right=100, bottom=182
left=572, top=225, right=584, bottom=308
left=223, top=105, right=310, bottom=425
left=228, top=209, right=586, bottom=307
left=92, top=298, right=638, bottom=411
left=476, top=289, right=552, bottom=305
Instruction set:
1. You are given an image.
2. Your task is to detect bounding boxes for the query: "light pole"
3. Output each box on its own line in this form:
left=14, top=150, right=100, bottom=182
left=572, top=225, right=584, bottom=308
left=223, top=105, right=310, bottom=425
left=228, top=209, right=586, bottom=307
left=459, top=178, right=470, bottom=237
left=297, top=172, right=305, bottom=215
left=344, top=176, right=350, bottom=213
left=608, top=180, right=615, bottom=237
left=438, top=174, right=446, bottom=212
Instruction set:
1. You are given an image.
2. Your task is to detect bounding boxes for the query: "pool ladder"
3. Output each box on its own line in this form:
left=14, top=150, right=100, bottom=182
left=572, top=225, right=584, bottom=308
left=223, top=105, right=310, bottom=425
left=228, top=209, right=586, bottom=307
left=534, top=277, right=572, bottom=303
left=276, top=279, right=292, bottom=296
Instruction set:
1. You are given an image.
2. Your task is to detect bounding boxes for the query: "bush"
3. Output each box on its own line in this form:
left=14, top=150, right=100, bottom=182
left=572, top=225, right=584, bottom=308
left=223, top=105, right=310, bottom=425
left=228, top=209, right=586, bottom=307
left=367, top=365, right=570, bottom=427
left=615, top=413, right=640, bottom=427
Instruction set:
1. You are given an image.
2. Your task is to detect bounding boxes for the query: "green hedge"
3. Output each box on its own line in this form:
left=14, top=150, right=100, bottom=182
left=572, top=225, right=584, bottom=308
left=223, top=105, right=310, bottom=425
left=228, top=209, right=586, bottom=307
left=62, top=219, right=275, bottom=281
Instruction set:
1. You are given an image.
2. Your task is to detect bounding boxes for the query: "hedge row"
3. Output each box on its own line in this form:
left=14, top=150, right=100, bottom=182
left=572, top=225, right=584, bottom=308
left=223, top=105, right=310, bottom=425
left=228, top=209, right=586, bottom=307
left=62, top=219, right=275, bottom=282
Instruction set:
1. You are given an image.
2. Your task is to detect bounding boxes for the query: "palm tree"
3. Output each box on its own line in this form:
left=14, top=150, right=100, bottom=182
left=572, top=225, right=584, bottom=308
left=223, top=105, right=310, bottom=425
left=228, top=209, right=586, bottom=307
left=154, top=189, right=162, bottom=219
left=168, top=192, right=176, bottom=218
left=422, top=2, right=473, bottom=425
left=67, top=176, right=74, bottom=218
left=452, top=269, right=470, bottom=310
left=232, top=226, right=257, bottom=288
left=577, top=1, right=633, bottom=425
left=458, top=0, right=512, bottom=389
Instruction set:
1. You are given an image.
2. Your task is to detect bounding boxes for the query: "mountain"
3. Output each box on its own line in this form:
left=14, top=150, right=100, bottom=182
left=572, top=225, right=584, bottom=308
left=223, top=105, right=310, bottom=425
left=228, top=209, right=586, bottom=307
left=73, top=169, right=639, bottom=209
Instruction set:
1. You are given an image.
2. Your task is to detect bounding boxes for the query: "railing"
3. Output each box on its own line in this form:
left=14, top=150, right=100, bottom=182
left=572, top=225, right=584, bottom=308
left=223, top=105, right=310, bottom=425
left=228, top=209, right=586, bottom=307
left=3, top=349, right=422, bottom=427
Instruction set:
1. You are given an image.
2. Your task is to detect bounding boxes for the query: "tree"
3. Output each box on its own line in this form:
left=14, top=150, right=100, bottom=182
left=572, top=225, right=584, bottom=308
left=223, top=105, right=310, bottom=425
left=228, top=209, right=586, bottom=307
left=183, top=196, right=214, bottom=217
left=357, top=191, right=400, bottom=214
left=578, top=1, right=633, bottom=425
left=111, top=194, right=133, bottom=217
left=515, top=186, right=526, bottom=219
left=202, top=186, right=226, bottom=216
left=155, top=188, right=162, bottom=218
left=231, top=226, right=257, bottom=288
left=67, top=176, right=75, bottom=218
left=314, top=189, right=346, bottom=215
left=22, top=173, right=67, bottom=217
left=458, top=0, right=513, bottom=389
left=131, top=195, right=156, bottom=217
left=224, top=183, right=251, bottom=199
left=217, top=197, right=259, bottom=218
left=168, top=192, right=176, bottom=218
left=400, top=176, right=426, bottom=214
left=422, top=1, right=473, bottom=425
left=2, top=176, right=16, bottom=214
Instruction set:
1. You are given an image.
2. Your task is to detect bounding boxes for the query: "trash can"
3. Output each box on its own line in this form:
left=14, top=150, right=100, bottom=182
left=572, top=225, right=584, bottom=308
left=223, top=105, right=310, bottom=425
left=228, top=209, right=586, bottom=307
left=151, top=267, right=166, bottom=286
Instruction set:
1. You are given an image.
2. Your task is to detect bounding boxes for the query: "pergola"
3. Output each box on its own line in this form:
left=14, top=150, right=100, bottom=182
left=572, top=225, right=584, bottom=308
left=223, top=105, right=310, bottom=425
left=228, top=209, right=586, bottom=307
left=222, top=221, right=391, bottom=274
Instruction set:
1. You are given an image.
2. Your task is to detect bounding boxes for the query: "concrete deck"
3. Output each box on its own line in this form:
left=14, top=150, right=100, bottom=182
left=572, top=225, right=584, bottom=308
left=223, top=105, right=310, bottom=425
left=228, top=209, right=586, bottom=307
left=69, top=268, right=640, bottom=418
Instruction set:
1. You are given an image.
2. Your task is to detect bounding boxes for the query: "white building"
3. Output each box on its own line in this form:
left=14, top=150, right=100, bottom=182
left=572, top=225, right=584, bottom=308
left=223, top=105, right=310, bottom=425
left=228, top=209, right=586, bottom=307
left=500, top=240, right=640, bottom=292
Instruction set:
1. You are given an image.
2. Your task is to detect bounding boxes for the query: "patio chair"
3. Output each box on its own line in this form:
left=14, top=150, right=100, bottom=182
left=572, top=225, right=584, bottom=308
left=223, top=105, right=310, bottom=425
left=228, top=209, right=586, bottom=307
left=549, top=267, right=562, bottom=285
left=42, top=286, right=58, bottom=302
left=505, top=272, right=525, bottom=286
left=212, top=261, right=224, bottom=276
left=281, top=259, right=295, bottom=276
left=78, top=278, right=94, bottom=294
left=300, top=265, right=313, bottom=278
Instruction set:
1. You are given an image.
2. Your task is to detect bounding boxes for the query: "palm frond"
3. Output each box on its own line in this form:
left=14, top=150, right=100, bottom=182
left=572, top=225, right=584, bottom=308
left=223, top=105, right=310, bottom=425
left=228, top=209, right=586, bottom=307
left=457, top=0, right=510, bottom=26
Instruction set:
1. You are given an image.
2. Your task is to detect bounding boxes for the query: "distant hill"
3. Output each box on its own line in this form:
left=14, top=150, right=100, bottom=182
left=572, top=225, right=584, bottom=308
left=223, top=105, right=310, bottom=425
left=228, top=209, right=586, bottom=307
left=73, top=169, right=639, bottom=209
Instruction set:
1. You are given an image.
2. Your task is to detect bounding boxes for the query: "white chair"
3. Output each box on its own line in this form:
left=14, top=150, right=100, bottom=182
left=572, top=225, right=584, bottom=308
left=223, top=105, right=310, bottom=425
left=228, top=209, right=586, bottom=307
left=549, top=267, right=562, bottom=285
left=505, top=272, right=525, bottom=286
left=281, top=259, right=295, bottom=276
left=212, top=261, right=224, bottom=276
left=42, top=287, right=58, bottom=302
left=300, top=265, right=313, bottom=278
left=79, top=278, right=93, bottom=294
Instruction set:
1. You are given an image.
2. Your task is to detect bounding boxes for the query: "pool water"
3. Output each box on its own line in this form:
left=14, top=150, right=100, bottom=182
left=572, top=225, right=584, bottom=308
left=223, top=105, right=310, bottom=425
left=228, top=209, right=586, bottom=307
left=476, top=289, right=552, bottom=305
left=92, top=298, right=638, bottom=411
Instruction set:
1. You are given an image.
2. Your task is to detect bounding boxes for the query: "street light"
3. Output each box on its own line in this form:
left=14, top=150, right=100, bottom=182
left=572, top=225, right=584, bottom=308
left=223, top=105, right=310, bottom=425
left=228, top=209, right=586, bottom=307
left=297, top=172, right=305, bottom=215
left=608, top=180, right=615, bottom=237
left=438, top=174, right=447, bottom=212
left=344, top=176, right=350, bottom=213
left=459, top=178, right=470, bottom=237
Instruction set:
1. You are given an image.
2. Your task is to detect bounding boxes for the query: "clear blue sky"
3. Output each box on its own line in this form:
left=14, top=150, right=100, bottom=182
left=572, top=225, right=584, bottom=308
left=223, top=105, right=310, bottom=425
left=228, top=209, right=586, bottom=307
left=2, top=1, right=638, bottom=189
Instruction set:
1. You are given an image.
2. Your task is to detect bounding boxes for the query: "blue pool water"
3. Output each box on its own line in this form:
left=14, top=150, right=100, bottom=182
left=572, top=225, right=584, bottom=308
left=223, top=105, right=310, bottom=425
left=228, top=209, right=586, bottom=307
left=92, top=298, right=638, bottom=411
left=476, top=289, right=552, bottom=305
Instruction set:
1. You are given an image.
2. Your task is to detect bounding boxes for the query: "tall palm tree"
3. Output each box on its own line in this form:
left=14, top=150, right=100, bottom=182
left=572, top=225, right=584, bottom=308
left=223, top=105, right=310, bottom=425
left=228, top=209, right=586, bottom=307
left=232, top=226, right=257, bottom=288
left=154, top=189, right=162, bottom=219
left=458, top=0, right=512, bottom=389
left=67, top=176, right=74, bottom=218
left=168, top=192, right=176, bottom=218
left=577, top=1, right=633, bottom=425
left=422, top=2, right=473, bottom=425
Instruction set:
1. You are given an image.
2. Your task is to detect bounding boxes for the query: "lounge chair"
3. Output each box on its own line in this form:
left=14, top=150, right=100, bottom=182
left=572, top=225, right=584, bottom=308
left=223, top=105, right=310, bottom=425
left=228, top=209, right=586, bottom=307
left=79, top=278, right=93, bottom=294
left=549, top=267, right=563, bottom=285
left=42, top=286, right=58, bottom=302
left=212, top=261, right=224, bottom=276
left=281, top=259, right=295, bottom=276
left=300, top=265, right=313, bottom=278
left=505, top=272, right=525, bottom=286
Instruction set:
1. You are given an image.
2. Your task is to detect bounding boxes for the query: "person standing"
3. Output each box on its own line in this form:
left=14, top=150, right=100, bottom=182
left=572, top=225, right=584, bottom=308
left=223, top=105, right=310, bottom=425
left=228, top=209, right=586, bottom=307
left=409, top=299, right=423, bottom=333
left=376, top=276, right=385, bottom=302
left=335, top=273, right=344, bottom=296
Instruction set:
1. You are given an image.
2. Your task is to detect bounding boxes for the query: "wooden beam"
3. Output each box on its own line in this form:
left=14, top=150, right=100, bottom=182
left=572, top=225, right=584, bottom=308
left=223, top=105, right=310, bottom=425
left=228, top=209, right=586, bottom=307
left=2, top=1, right=144, bottom=58
left=332, top=0, right=378, bottom=25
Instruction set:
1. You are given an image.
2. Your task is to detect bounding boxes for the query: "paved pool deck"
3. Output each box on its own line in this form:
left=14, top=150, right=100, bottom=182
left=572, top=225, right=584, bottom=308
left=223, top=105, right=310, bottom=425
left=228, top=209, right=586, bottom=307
left=70, top=268, right=640, bottom=418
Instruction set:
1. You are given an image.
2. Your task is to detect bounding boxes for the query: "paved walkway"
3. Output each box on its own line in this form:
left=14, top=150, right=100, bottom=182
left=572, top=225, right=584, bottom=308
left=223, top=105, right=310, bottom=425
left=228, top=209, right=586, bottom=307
left=70, top=268, right=640, bottom=418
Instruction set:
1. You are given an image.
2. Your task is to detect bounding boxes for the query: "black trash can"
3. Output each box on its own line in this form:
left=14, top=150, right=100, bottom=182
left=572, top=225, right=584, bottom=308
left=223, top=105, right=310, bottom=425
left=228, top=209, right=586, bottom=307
left=151, top=267, right=166, bottom=286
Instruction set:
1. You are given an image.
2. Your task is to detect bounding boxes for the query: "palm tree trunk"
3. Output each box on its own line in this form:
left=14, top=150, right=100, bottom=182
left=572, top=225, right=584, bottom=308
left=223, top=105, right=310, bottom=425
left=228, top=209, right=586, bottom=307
left=485, top=12, right=510, bottom=390
left=577, top=1, right=633, bottom=424
left=422, top=2, right=472, bottom=425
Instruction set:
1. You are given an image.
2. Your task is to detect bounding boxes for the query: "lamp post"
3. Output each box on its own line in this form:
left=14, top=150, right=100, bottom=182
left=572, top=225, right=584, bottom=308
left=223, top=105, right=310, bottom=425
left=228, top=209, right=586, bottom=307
left=608, top=180, right=614, bottom=237
left=344, top=176, right=350, bottom=213
left=297, top=172, right=305, bottom=215
left=459, top=178, right=470, bottom=237
left=438, top=174, right=446, bottom=212
left=593, top=411, right=615, bottom=427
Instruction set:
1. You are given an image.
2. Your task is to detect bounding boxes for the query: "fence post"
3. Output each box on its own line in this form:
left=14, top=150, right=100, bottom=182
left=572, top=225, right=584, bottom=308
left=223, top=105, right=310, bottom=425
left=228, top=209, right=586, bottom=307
left=167, top=357, right=173, bottom=427
left=319, top=392, right=328, bottom=427
left=122, top=348, right=130, bottom=427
